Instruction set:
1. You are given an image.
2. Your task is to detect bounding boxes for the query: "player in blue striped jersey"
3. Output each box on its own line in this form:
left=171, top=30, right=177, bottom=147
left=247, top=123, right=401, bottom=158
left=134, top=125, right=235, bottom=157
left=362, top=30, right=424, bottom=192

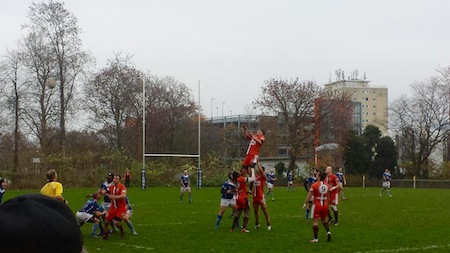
left=265, top=169, right=276, bottom=201
left=76, top=192, right=106, bottom=237
left=286, top=171, right=295, bottom=192
left=180, top=170, right=192, bottom=203
left=379, top=169, right=392, bottom=197
left=304, top=169, right=319, bottom=219
left=304, top=171, right=318, bottom=192
left=336, top=168, right=347, bottom=200
left=215, top=171, right=239, bottom=230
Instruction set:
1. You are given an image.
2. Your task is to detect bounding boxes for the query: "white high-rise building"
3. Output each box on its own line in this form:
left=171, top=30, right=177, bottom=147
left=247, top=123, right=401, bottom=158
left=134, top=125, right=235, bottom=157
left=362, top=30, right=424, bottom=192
left=324, top=75, right=388, bottom=135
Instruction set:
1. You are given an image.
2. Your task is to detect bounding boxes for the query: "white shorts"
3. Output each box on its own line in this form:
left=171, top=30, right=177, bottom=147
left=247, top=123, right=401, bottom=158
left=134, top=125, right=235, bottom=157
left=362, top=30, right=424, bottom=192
left=101, top=201, right=111, bottom=211
left=382, top=181, right=391, bottom=188
left=76, top=211, right=94, bottom=222
left=181, top=186, right=191, bottom=193
left=267, top=182, right=274, bottom=189
left=126, top=209, right=133, bottom=218
left=288, top=181, right=293, bottom=185
left=220, top=198, right=236, bottom=207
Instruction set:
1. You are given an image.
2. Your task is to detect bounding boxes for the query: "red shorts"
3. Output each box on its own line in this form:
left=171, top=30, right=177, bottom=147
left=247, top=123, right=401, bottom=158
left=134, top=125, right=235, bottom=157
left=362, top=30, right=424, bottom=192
left=312, top=204, right=328, bottom=219
left=242, top=154, right=258, bottom=167
left=329, top=192, right=339, bottom=205
left=252, top=196, right=266, bottom=205
left=105, top=206, right=127, bottom=221
left=236, top=197, right=250, bottom=210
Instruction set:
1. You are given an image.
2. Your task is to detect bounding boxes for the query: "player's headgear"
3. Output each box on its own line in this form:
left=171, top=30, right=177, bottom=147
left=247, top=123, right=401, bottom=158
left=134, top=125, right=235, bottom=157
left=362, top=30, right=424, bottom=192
left=107, top=172, right=115, bottom=183
left=0, top=194, right=83, bottom=253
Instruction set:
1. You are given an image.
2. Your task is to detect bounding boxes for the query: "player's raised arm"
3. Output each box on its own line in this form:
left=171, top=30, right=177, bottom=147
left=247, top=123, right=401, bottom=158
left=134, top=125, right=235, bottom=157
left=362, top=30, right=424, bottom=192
left=256, top=162, right=264, bottom=174
left=246, top=168, right=256, bottom=183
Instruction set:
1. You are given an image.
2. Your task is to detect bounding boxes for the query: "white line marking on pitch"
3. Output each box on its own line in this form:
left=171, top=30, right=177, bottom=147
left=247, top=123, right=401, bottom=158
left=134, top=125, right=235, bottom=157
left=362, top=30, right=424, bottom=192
left=114, top=242, right=154, bottom=251
left=354, top=244, right=450, bottom=253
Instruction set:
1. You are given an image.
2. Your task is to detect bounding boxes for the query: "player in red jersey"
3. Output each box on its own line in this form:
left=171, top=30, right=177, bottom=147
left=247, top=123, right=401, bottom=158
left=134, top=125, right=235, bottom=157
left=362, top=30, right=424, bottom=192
left=325, top=166, right=342, bottom=225
left=241, top=124, right=265, bottom=170
left=232, top=167, right=255, bottom=232
left=252, top=163, right=271, bottom=230
left=102, top=175, right=127, bottom=240
left=241, top=124, right=265, bottom=195
left=303, top=171, right=332, bottom=243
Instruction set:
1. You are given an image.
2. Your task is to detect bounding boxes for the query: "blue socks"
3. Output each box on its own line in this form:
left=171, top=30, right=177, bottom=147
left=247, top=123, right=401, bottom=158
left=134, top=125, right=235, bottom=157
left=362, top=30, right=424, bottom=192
left=215, top=215, right=222, bottom=228
left=91, top=223, right=99, bottom=236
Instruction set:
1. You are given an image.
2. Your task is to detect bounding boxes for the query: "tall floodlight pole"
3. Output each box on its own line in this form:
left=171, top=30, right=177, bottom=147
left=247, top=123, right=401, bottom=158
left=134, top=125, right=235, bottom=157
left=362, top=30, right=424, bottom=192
left=198, top=81, right=202, bottom=188
left=211, top=98, right=215, bottom=120
left=222, top=101, right=226, bottom=128
left=142, top=76, right=146, bottom=190
left=222, top=101, right=226, bottom=118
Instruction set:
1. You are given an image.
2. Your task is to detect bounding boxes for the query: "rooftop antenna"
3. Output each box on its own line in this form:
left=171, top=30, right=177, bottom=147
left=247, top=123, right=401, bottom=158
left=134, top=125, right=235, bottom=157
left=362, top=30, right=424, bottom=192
left=335, top=69, right=341, bottom=81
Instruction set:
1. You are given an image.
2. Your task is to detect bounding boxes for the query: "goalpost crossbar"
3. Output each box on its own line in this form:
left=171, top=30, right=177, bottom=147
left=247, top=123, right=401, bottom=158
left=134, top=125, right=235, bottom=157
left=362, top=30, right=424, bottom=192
left=144, top=153, right=200, bottom=158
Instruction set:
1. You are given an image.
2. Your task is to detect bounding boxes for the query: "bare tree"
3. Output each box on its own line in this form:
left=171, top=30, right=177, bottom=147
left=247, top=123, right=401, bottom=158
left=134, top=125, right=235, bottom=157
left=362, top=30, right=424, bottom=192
left=0, top=48, right=26, bottom=171
left=20, top=32, right=59, bottom=154
left=85, top=53, right=142, bottom=152
left=390, top=72, right=450, bottom=178
left=256, top=78, right=352, bottom=171
left=23, top=1, right=92, bottom=154
left=145, top=75, right=198, bottom=154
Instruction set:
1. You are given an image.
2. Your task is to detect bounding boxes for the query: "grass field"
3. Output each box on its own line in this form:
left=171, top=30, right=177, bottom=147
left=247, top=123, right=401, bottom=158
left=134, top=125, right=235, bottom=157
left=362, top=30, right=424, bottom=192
left=3, top=185, right=450, bottom=253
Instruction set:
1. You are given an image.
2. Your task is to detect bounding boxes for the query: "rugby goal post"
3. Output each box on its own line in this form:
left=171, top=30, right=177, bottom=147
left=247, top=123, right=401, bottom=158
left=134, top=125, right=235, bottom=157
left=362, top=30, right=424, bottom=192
left=141, top=80, right=202, bottom=190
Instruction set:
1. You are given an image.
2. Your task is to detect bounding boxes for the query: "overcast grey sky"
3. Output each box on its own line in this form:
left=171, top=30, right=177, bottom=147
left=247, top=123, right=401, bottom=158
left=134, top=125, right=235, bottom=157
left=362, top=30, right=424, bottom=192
left=1, top=0, right=449, bottom=118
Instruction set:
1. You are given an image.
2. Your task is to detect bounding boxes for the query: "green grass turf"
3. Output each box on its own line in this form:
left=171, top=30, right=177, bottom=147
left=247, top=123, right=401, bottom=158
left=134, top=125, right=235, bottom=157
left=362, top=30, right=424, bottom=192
left=3, top=186, right=450, bottom=253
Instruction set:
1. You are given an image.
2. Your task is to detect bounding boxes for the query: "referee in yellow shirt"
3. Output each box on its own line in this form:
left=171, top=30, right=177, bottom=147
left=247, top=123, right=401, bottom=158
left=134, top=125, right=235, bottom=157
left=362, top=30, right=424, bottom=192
left=41, top=169, right=67, bottom=204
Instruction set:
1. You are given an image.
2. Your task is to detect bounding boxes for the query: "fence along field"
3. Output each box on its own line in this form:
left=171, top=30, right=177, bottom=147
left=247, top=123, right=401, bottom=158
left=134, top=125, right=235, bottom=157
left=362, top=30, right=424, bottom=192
left=3, top=186, right=450, bottom=253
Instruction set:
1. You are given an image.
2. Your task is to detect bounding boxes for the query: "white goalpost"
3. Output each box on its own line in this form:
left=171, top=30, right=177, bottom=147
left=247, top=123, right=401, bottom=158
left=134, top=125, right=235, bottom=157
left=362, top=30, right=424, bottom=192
left=141, top=79, right=201, bottom=190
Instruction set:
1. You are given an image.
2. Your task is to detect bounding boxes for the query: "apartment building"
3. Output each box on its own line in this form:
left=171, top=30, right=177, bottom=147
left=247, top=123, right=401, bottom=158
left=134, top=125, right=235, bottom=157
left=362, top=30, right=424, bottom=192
left=323, top=77, right=388, bottom=135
